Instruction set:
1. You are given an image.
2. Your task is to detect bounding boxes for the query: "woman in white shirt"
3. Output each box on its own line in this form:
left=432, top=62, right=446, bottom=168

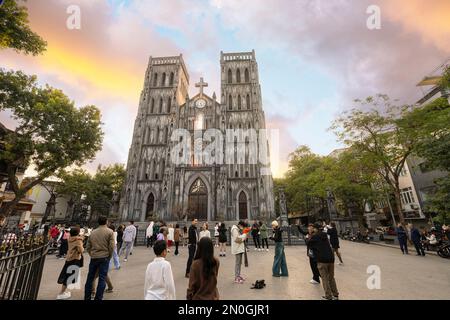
left=199, top=223, right=211, bottom=239
left=144, top=240, right=176, bottom=300
left=214, top=223, right=220, bottom=247
left=167, top=224, right=175, bottom=253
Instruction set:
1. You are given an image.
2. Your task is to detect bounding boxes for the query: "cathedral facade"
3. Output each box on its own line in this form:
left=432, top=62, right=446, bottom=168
left=119, top=51, right=275, bottom=222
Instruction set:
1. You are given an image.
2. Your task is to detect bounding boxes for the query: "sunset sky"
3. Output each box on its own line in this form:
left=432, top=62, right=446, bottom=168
left=1, top=0, right=449, bottom=178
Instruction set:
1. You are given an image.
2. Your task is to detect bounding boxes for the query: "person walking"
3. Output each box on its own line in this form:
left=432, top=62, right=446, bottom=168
left=109, top=225, right=120, bottom=270
left=251, top=220, right=262, bottom=251
left=409, top=223, right=425, bottom=256
left=326, top=222, right=343, bottom=265
left=218, top=222, right=228, bottom=257
left=185, top=218, right=199, bottom=278
left=56, top=226, right=84, bottom=300
left=199, top=223, right=211, bottom=239
left=174, top=224, right=181, bottom=256
left=168, top=224, right=175, bottom=253
left=269, top=221, right=288, bottom=277
left=259, top=221, right=269, bottom=251
left=214, top=223, right=220, bottom=248
left=187, top=237, right=220, bottom=300
left=83, top=216, right=114, bottom=300
left=309, top=223, right=339, bottom=300
left=183, top=225, right=188, bottom=247
left=396, top=223, right=409, bottom=254
left=144, top=240, right=176, bottom=300
left=116, top=224, right=124, bottom=252
left=146, top=221, right=154, bottom=248
left=119, top=221, right=137, bottom=262
left=230, top=221, right=248, bottom=284
left=57, top=227, right=70, bottom=259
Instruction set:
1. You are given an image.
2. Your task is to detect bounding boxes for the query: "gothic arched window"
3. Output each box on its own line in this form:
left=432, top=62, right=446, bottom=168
left=246, top=94, right=250, bottom=109
left=161, top=73, right=166, bottom=87
left=228, top=95, right=233, bottom=110
left=159, top=98, right=163, bottom=113
left=167, top=98, right=171, bottom=113
left=236, top=69, right=241, bottom=83
left=153, top=73, right=158, bottom=87
left=150, top=98, right=155, bottom=114
left=228, top=69, right=232, bottom=84
left=245, top=68, right=250, bottom=82
left=238, top=95, right=242, bottom=110
left=169, top=72, right=174, bottom=86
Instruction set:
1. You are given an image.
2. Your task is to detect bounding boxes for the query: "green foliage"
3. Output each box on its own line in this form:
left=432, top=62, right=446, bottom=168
left=0, top=69, right=104, bottom=215
left=57, top=164, right=126, bottom=218
left=282, top=145, right=377, bottom=220
left=427, top=176, right=450, bottom=225
left=0, top=0, right=47, bottom=55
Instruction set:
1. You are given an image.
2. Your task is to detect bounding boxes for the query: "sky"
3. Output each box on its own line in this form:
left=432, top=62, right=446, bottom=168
left=1, top=0, right=449, bottom=178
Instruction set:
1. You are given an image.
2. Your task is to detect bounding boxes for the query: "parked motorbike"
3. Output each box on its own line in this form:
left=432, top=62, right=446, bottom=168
left=437, top=243, right=450, bottom=259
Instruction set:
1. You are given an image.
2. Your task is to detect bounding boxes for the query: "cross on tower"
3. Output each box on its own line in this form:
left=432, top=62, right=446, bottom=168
left=195, top=77, right=208, bottom=97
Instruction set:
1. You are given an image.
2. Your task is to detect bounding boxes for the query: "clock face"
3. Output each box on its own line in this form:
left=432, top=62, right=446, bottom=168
left=196, top=99, right=206, bottom=109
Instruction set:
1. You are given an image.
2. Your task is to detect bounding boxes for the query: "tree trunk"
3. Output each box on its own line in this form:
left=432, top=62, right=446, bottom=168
left=393, top=189, right=405, bottom=224
left=40, top=193, right=56, bottom=226
left=0, top=195, right=22, bottom=217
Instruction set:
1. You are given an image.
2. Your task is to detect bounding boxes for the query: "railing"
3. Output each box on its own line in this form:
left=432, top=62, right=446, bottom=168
left=0, top=227, right=49, bottom=300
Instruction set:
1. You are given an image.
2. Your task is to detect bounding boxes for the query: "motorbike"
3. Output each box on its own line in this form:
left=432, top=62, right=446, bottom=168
left=350, top=231, right=370, bottom=244
left=437, top=243, right=450, bottom=259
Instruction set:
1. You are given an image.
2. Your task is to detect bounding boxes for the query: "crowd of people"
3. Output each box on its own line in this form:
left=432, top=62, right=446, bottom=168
left=45, top=214, right=448, bottom=301
left=395, top=223, right=449, bottom=256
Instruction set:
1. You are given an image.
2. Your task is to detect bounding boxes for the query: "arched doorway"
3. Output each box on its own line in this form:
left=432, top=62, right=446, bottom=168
left=188, top=178, right=208, bottom=220
left=146, top=193, right=155, bottom=219
left=238, top=191, right=248, bottom=220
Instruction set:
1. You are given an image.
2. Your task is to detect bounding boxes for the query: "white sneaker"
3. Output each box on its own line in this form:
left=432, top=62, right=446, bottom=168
left=310, top=279, right=320, bottom=285
left=266, top=249, right=269, bottom=252
left=124, top=258, right=128, bottom=262
left=254, top=248, right=258, bottom=251
left=56, top=291, right=71, bottom=300
left=338, top=262, right=343, bottom=265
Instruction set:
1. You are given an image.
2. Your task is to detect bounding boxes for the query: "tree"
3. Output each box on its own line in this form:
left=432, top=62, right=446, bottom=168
left=0, top=0, right=47, bottom=55
left=0, top=70, right=104, bottom=217
left=56, top=164, right=126, bottom=222
left=331, top=94, right=419, bottom=224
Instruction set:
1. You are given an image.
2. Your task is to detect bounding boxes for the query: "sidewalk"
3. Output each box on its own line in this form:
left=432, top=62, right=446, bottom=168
left=369, top=241, right=438, bottom=256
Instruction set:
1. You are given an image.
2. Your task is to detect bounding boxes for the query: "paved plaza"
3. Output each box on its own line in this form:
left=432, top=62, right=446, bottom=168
left=38, top=241, right=450, bottom=300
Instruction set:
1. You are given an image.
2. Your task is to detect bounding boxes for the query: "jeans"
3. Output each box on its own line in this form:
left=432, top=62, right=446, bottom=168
left=84, top=257, right=110, bottom=300
left=185, top=244, right=196, bottom=274
left=175, top=241, right=179, bottom=255
left=399, top=238, right=408, bottom=254
left=111, top=246, right=120, bottom=269
left=317, top=262, right=339, bottom=299
left=261, top=238, right=269, bottom=249
left=119, top=241, right=133, bottom=259
left=272, top=242, right=288, bottom=276
left=235, top=253, right=243, bottom=278
left=309, top=257, right=321, bottom=282
left=413, top=240, right=425, bottom=256
left=253, top=235, right=261, bottom=249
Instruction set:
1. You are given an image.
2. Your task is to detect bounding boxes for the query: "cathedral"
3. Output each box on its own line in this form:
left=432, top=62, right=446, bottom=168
left=119, top=51, right=275, bottom=223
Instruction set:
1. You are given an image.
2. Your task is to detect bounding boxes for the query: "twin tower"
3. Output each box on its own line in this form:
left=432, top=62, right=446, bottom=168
left=119, top=51, right=275, bottom=223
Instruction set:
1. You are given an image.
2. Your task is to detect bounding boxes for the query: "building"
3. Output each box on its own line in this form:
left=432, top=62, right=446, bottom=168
left=119, top=51, right=275, bottom=223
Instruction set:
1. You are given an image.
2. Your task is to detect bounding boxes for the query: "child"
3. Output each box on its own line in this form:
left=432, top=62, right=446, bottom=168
left=144, top=240, right=176, bottom=300
left=56, top=226, right=84, bottom=300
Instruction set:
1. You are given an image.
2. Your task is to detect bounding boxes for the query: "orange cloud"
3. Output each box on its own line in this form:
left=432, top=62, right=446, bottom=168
left=382, top=0, right=450, bottom=52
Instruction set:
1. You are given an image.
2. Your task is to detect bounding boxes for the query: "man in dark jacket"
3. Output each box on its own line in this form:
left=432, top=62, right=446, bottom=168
left=185, top=218, right=198, bottom=278
left=396, top=223, right=409, bottom=254
left=327, top=222, right=343, bottom=264
left=297, top=223, right=321, bottom=284
left=309, top=223, right=339, bottom=300
left=409, top=223, right=425, bottom=256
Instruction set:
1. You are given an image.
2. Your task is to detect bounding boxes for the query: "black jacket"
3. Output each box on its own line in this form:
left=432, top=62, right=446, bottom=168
left=309, top=231, right=335, bottom=263
left=188, top=225, right=198, bottom=245
left=270, top=227, right=283, bottom=243
left=326, top=227, right=340, bottom=248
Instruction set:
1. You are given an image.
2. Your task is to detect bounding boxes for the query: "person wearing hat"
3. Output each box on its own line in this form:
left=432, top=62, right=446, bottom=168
left=269, top=220, right=288, bottom=277
left=309, top=222, right=339, bottom=300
